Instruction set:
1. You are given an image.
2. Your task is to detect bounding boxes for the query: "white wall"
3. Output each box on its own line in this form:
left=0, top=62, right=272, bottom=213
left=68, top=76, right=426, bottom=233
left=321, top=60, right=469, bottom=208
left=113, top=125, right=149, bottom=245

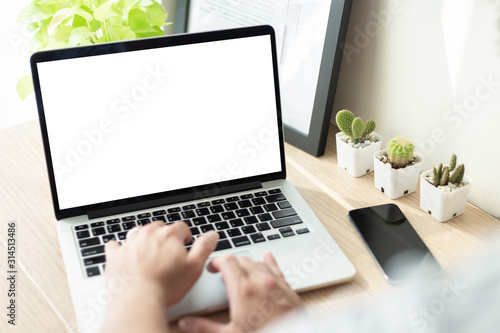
left=332, top=0, right=500, bottom=218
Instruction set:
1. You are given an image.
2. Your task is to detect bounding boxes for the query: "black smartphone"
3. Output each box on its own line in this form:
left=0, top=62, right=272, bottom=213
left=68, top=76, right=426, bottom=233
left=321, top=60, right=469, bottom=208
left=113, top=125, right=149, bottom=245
left=348, top=204, right=441, bottom=283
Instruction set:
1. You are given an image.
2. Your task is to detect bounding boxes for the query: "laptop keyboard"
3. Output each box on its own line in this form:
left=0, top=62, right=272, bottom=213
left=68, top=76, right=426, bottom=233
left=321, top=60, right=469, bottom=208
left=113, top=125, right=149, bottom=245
left=74, top=188, right=310, bottom=278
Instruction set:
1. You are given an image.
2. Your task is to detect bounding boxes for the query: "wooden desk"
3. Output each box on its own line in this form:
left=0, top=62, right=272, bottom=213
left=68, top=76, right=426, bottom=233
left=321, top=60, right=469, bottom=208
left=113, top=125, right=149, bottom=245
left=1, top=121, right=498, bottom=332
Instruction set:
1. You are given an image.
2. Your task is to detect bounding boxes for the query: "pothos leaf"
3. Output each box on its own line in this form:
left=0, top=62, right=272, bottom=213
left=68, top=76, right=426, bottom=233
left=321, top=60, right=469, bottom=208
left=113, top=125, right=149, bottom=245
left=105, top=24, right=136, bottom=41
left=16, top=75, right=34, bottom=101
left=68, top=26, right=95, bottom=46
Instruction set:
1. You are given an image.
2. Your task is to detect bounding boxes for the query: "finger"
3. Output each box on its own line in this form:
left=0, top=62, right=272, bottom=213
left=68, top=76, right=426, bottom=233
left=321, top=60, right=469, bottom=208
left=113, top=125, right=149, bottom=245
left=104, top=239, right=120, bottom=256
left=178, top=316, right=227, bottom=333
left=263, top=251, right=285, bottom=279
left=208, top=254, right=248, bottom=290
left=187, top=231, right=219, bottom=268
left=158, top=220, right=192, bottom=244
left=126, top=226, right=142, bottom=240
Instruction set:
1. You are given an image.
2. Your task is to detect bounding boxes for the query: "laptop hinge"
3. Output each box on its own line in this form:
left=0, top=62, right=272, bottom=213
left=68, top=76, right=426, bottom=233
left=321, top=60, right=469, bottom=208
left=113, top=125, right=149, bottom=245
left=87, top=181, right=262, bottom=220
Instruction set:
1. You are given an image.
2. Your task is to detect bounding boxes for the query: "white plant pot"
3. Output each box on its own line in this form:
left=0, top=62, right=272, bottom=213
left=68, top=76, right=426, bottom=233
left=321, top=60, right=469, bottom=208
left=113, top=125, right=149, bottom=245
left=335, top=132, right=382, bottom=177
left=419, top=169, right=472, bottom=222
left=373, top=149, right=423, bottom=199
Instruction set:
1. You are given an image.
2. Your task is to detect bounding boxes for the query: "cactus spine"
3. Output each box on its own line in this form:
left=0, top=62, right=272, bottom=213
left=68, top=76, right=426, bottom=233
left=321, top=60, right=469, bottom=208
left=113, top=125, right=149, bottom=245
left=335, top=109, right=376, bottom=144
left=432, top=154, right=465, bottom=186
left=387, top=136, right=414, bottom=168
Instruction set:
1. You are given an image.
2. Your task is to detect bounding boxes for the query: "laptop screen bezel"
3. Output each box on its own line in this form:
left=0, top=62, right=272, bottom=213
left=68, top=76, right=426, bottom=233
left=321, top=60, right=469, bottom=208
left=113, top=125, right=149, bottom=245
left=31, top=25, right=287, bottom=220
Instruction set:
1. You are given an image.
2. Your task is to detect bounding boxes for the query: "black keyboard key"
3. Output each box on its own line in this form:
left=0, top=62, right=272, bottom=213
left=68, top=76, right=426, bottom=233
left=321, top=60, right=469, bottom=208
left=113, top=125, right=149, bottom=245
left=182, top=210, right=196, bottom=219
left=251, top=197, right=266, bottom=205
left=227, top=228, right=242, bottom=237
left=92, top=227, right=106, bottom=236
left=122, top=221, right=137, bottom=230
left=86, top=266, right=100, bottom=277
left=190, top=227, right=200, bottom=236
left=79, top=237, right=100, bottom=248
left=200, top=224, right=215, bottom=233
left=217, top=231, right=227, bottom=239
left=256, top=222, right=271, bottom=231
left=266, top=193, right=286, bottom=203
left=279, top=227, right=295, bottom=237
left=210, top=205, right=224, bottom=214
left=236, top=209, right=250, bottom=217
left=102, top=234, right=116, bottom=243
left=240, top=194, right=254, bottom=199
left=268, top=189, right=282, bottom=194
left=215, top=240, right=232, bottom=251
left=250, top=206, right=264, bottom=214
left=90, top=221, right=105, bottom=228
left=296, top=228, right=310, bottom=234
left=250, top=233, right=266, bottom=243
left=224, top=202, right=238, bottom=210
left=272, top=208, right=297, bottom=219
left=107, top=224, right=121, bottom=233
left=267, top=234, right=281, bottom=240
left=182, top=204, right=196, bottom=210
left=264, top=203, right=278, bottom=212
left=226, top=196, right=239, bottom=202
left=153, top=210, right=166, bottom=216
left=258, top=213, right=273, bottom=222
left=168, top=207, right=181, bottom=213
left=137, top=218, right=151, bottom=225
left=271, top=216, right=303, bottom=229
left=106, top=218, right=120, bottom=224
left=255, top=191, right=268, bottom=197
left=197, top=201, right=211, bottom=207
left=167, top=213, right=181, bottom=222
left=229, top=219, right=244, bottom=227
left=75, top=224, right=88, bottom=231
left=82, top=245, right=105, bottom=257
left=212, top=199, right=225, bottom=205
left=193, top=217, right=208, bottom=226
left=138, top=213, right=151, bottom=219
left=118, top=232, right=127, bottom=240
left=84, top=255, right=105, bottom=266
left=244, top=216, right=258, bottom=224
left=215, top=222, right=230, bottom=230
left=207, top=214, right=222, bottom=223
left=277, top=201, right=292, bottom=209
left=222, top=211, right=236, bottom=220
left=242, top=226, right=256, bottom=234
left=238, top=200, right=252, bottom=208
left=122, top=215, right=136, bottom=222
left=232, top=236, right=251, bottom=247
left=152, top=216, right=166, bottom=222
left=196, top=208, right=210, bottom=216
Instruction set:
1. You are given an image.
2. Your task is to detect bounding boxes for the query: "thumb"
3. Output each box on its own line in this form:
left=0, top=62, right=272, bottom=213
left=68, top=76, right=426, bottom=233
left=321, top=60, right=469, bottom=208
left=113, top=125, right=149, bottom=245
left=178, top=316, right=228, bottom=333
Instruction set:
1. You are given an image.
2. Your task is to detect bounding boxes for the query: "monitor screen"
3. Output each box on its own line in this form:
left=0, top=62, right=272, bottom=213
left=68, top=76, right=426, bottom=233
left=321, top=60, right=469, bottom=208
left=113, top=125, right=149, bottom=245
left=35, top=34, right=283, bottom=210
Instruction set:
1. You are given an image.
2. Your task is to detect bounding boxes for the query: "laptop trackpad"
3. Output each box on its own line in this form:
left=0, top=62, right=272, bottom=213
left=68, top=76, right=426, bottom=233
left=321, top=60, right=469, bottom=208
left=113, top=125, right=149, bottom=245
left=166, top=250, right=253, bottom=320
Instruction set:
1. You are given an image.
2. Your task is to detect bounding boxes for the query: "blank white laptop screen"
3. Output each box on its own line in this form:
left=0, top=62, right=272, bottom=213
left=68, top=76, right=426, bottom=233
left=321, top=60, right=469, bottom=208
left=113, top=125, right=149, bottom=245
left=36, top=35, right=282, bottom=210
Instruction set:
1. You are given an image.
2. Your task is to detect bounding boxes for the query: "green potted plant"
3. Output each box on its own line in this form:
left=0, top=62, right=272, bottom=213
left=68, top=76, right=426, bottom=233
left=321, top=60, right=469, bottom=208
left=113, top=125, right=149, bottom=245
left=420, top=154, right=471, bottom=222
left=373, top=136, right=423, bottom=199
left=16, top=0, right=169, bottom=100
left=335, top=109, right=382, bottom=177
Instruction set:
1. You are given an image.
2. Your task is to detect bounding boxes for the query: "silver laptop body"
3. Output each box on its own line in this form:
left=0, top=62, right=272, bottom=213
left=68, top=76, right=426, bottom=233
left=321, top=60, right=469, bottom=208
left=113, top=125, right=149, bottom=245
left=31, top=25, right=355, bottom=333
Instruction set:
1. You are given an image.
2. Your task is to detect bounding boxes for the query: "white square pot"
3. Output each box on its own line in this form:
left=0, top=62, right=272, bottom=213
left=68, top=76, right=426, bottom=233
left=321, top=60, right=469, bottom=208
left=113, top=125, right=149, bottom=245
left=336, top=132, right=382, bottom=177
left=419, top=169, right=472, bottom=222
left=373, top=149, right=423, bottom=199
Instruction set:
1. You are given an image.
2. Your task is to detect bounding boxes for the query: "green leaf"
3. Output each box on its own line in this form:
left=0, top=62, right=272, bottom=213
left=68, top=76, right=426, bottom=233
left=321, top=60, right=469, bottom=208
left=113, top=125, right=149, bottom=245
left=94, top=1, right=121, bottom=22
left=146, top=3, right=167, bottom=27
left=17, top=75, right=34, bottom=101
left=17, top=3, right=54, bottom=23
left=106, top=24, right=136, bottom=41
left=68, top=26, right=95, bottom=46
left=48, top=6, right=93, bottom=34
left=52, top=25, right=74, bottom=42
left=122, top=0, right=141, bottom=21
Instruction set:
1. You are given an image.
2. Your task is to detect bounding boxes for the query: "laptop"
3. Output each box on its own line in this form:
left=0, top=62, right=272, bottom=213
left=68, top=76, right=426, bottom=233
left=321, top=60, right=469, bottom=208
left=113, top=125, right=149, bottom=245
left=31, top=25, right=355, bottom=333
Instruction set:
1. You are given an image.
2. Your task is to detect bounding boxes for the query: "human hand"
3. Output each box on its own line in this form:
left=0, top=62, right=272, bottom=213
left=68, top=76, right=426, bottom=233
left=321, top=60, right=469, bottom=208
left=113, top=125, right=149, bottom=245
left=178, top=252, right=302, bottom=333
left=105, top=221, right=219, bottom=307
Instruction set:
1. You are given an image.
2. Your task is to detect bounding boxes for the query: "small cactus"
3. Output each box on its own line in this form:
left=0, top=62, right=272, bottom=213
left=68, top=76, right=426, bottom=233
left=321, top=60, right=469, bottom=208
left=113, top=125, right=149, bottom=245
left=431, top=154, right=465, bottom=186
left=335, top=109, right=376, bottom=144
left=387, top=136, right=414, bottom=168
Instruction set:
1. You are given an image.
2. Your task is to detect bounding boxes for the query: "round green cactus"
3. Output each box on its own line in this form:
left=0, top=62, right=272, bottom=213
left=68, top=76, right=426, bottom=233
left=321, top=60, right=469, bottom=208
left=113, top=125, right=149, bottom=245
left=335, top=109, right=376, bottom=144
left=387, top=136, right=414, bottom=168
